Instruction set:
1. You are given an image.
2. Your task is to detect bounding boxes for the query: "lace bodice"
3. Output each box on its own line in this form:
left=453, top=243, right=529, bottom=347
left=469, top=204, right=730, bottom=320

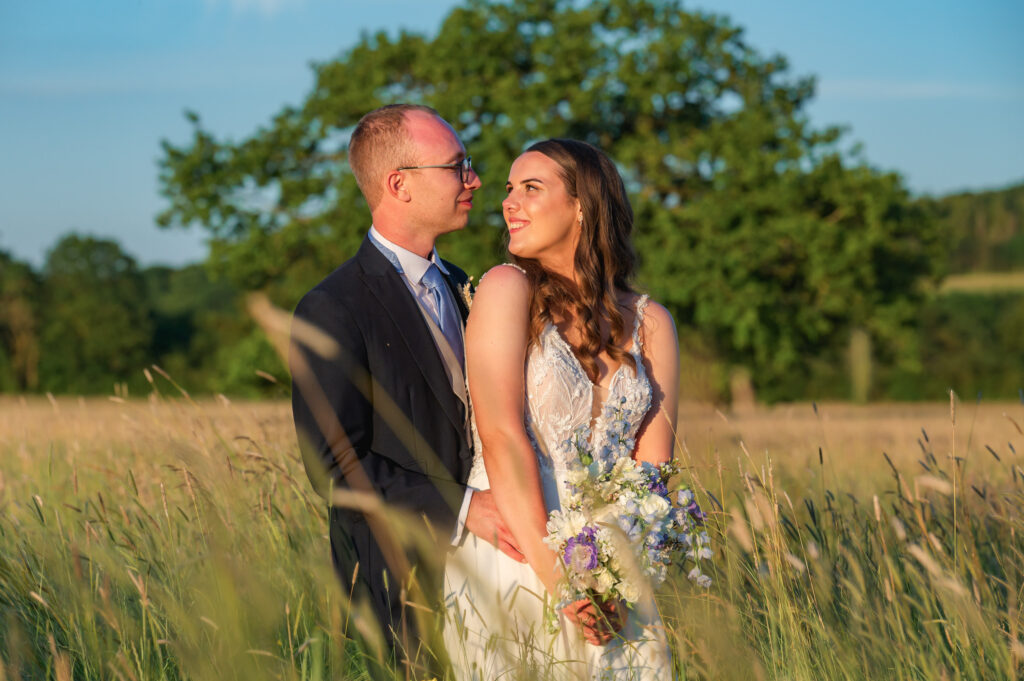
left=465, top=279, right=653, bottom=509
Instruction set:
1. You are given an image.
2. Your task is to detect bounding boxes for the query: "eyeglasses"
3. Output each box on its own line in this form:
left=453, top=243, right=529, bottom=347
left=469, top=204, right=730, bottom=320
left=396, top=156, right=473, bottom=184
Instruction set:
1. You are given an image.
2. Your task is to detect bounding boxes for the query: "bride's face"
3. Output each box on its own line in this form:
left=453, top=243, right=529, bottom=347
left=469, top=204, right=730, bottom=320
left=502, top=151, right=581, bottom=270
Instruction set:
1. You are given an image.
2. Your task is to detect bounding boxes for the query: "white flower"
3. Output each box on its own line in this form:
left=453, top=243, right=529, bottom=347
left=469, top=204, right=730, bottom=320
left=594, top=568, right=616, bottom=593
left=545, top=509, right=589, bottom=545
left=618, top=579, right=641, bottom=603
left=596, top=527, right=617, bottom=555
left=620, top=463, right=645, bottom=485
left=566, top=468, right=589, bottom=486
left=564, top=510, right=588, bottom=536
left=639, top=494, right=670, bottom=522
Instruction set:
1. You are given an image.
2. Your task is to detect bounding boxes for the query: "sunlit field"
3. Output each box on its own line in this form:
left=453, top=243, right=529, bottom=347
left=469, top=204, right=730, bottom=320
left=1, top=392, right=1022, bottom=680
left=940, top=271, right=1024, bottom=294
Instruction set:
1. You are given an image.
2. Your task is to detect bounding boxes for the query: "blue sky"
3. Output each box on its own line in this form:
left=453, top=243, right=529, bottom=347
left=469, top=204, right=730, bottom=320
left=1, top=0, right=1022, bottom=268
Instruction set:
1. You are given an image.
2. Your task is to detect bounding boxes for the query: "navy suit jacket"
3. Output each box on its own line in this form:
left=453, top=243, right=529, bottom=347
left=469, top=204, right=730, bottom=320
left=289, top=235, right=472, bottom=635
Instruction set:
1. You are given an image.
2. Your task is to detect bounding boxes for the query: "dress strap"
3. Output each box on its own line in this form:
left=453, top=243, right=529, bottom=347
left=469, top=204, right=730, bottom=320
left=501, top=262, right=527, bottom=275
left=631, top=294, right=650, bottom=350
left=479, top=262, right=527, bottom=283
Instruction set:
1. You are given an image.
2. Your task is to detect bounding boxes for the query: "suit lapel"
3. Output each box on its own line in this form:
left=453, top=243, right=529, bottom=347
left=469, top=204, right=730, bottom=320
left=356, top=239, right=465, bottom=435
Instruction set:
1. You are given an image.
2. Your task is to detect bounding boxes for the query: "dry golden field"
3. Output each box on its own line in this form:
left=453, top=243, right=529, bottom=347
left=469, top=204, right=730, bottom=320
left=4, top=395, right=1019, bottom=466
left=1, top=394, right=1022, bottom=680
left=5, top=394, right=1018, bottom=535
left=678, top=399, right=1023, bottom=488
left=940, top=270, right=1024, bottom=294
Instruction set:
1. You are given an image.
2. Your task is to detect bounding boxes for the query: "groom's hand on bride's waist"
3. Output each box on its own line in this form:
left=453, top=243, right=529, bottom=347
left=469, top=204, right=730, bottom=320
left=465, top=490, right=526, bottom=562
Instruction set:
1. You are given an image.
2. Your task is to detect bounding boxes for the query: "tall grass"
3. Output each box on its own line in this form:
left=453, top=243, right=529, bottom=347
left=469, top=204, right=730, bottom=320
left=0, top=393, right=352, bottom=680
left=1, top=393, right=1021, bottom=679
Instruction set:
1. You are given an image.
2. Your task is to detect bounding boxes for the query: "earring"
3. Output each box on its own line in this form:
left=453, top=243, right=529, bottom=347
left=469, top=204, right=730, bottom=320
left=577, top=214, right=583, bottom=225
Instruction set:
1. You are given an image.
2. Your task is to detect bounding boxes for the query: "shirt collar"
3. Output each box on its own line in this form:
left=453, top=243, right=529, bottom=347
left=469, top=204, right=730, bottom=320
left=368, top=226, right=449, bottom=285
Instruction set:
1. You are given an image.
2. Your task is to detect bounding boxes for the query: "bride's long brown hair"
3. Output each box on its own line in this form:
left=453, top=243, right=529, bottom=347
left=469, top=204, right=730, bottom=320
left=511, top=139, right=638, bottom=382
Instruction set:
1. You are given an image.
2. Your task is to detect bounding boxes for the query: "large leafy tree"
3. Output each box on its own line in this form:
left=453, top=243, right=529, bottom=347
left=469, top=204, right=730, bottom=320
left=158, top=0, right=940, bottom=399
left=38, top=235, right=153, bottom=394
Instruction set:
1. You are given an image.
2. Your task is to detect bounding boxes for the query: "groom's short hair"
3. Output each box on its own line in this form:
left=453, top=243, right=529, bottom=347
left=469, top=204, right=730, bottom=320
left=348, top=103, right=441, bottom=210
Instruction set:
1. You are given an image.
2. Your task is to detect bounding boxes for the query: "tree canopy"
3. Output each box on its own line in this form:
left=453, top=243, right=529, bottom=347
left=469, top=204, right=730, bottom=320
left=37, top=235, right=154, bottom=393
left=153, top=0, right=940, bottom=399
left=921, top=182, right=1024, bottom=274
left=0, top=250, right=40, bottom=392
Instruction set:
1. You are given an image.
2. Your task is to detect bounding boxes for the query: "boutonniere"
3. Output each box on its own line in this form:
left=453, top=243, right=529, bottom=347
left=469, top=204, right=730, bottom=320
left=459, top=277, right=475, bottom=310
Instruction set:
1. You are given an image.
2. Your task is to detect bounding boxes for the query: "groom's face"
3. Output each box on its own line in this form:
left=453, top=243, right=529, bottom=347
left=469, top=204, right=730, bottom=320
left=402, top=112, right=481, bottom=237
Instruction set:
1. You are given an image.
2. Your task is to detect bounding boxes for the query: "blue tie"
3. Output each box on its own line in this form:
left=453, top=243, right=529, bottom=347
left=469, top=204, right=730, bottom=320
left=422, top=264, right=465, bottom=369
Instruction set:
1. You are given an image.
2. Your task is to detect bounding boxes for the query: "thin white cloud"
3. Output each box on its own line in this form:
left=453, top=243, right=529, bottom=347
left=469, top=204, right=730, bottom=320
left=0, top=76, right=168, bottom=97
left=0, top=72, right=282, bottom=97
left=820, top=79, right=1024, bottom=102
left=203, top=0, right=305, bottom=16
left=0, top=50, right=303, bottom=98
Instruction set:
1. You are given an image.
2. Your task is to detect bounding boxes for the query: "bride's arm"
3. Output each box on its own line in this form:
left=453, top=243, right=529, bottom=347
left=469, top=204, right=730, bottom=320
left=632, top=300, right=680, bottom=466
left=465, top=265, right=561, bottom=594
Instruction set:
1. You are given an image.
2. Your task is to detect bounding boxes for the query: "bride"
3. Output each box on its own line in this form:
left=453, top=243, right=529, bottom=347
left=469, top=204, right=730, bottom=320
left=444, top=139, right=681, bottom=680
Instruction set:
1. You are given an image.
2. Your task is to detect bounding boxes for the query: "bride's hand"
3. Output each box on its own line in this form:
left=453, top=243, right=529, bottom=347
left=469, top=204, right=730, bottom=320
left=562, top=598, right=626, bottom=646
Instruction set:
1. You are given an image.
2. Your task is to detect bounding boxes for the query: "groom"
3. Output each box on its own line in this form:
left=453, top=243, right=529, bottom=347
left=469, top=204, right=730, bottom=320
left=289, top=104, right=522, bottom=659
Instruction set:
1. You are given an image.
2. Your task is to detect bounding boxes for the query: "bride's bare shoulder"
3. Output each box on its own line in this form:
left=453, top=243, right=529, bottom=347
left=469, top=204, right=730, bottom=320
left=467, top=265, right=530, bottom=345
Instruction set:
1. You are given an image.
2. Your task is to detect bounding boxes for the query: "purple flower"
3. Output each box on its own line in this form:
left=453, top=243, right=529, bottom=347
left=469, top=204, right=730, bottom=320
left=686, top=499, right=707, bottom=525
left=564, top=527, right=599, bottom=572
left=649, top=480, right=668, bottom=496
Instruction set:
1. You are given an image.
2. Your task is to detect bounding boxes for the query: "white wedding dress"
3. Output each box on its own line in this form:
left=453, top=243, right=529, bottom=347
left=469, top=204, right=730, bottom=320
left=444, top=285, right=671, bottom=681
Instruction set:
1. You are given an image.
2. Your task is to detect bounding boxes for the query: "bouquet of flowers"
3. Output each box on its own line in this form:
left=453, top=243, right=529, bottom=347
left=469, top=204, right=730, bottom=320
left=543, top=403, right=712, bottom=610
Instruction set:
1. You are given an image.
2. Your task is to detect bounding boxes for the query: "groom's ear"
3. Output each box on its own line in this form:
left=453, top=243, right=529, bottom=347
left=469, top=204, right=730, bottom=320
left=385, top=170, right=412, bottom=203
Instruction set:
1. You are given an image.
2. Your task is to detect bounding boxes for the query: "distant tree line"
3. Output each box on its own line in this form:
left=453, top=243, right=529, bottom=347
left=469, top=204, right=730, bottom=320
left=921, top=183, right=1024, bottom=274
left=2, top=194, right=1021, bottom=401
left=0, top=235, right=283, bottom=397
left=2, top=0, right=1021, bottom=402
